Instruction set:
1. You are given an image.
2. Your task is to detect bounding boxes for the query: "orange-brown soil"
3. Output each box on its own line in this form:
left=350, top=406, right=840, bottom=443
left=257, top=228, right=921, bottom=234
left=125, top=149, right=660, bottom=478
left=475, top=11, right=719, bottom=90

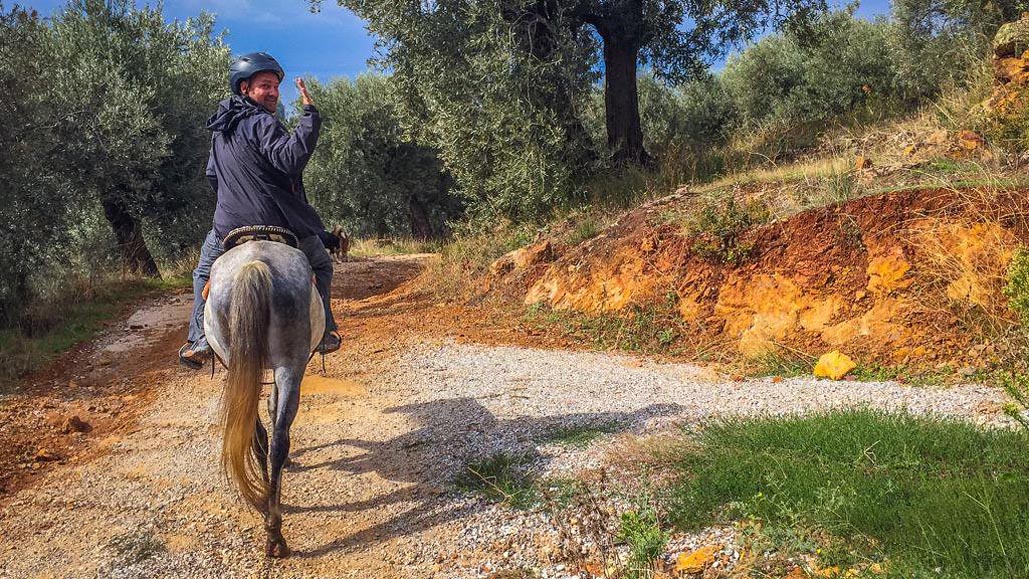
left=0, top=255, right=564, bottom=504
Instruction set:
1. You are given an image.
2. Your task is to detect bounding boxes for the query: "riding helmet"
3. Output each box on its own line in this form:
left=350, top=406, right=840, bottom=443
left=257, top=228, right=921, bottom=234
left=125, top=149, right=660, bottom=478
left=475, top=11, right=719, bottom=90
left=229, top=52, right=285, bottom=95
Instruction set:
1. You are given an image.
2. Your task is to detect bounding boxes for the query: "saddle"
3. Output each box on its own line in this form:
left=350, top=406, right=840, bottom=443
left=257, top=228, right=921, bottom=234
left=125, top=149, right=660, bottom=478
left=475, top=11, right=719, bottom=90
left=223, top=225, right=298, bottom=251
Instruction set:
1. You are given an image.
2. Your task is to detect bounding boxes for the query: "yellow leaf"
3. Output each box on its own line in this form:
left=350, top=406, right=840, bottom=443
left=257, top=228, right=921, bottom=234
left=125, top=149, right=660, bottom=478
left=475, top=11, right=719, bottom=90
left=814, top=351, right=856, bottom=380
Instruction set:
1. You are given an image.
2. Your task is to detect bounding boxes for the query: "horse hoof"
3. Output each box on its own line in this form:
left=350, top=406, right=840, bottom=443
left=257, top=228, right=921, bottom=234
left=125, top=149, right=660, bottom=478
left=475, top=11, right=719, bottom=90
left=265, top=537, right=291, bottom=558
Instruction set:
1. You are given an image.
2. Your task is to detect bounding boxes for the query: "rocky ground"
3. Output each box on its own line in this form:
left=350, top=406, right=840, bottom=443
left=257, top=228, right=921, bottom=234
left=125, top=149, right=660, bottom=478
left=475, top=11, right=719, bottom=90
left=0, top=254, right=1011, bottom=578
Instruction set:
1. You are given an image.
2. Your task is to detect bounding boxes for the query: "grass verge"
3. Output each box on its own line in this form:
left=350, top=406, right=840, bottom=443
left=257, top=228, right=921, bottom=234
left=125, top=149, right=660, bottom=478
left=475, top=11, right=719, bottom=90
left=523, top=303, right=683, bottom=354
left=666, top=409, right=1029, bottom=577
left=0, top=275, right=190, bottom=387
left=348, top=237, right=444, bottom=258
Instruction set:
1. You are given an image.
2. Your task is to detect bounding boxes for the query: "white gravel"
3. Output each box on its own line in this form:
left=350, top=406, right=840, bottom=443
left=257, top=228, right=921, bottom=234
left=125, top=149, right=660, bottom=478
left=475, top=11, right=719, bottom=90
left=0, top=340, right=1009, bottom=579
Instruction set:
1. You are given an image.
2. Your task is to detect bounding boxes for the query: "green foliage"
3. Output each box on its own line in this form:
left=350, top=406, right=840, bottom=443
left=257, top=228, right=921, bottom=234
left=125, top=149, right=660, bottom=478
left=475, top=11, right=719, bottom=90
left=302, top=74, right=462, bottom=239
left=1003, top=246, right=1029, bottom=325
left=684, top=197, right=770, bottom=264
left=999, top=371, right=1029, bottom=431
left=723, top=9, right=902, bottom=130
left=541, top=422, right=619, bottom=447
left=326, top=0, right=827, bottom=216
left=46, top=0, right=228, bottom=255
left=668, top=409, right=1029, bottom=577
left=0, top=0, right=227, bottom=326
left=891, top=0, right=1021, bottom=100
left=0, top=6, right=72, bottom=322
left=455, top=452, right=538, bottom=508
left=618, top=506, right=668, bottom=579
left=346, top=0, right=599, bottom=222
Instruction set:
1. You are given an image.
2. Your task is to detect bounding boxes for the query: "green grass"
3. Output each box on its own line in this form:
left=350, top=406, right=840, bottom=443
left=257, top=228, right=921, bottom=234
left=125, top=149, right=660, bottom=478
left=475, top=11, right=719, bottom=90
left=567, top=217, right=602, bottom=246
left=0, top=276, right=188, bottom=386
left=523, top=303, right=683, bottom=354
left=541, top=422, right=620, bottom=448
left=107, top=528, right=166, bottom=566
left=348, top=237, right=444, bottom=258
left=749, top=347, right=815, bottom=377
left=454, top=452, right=538, bottom=509
left=666, top=409, right=1029, bottom=577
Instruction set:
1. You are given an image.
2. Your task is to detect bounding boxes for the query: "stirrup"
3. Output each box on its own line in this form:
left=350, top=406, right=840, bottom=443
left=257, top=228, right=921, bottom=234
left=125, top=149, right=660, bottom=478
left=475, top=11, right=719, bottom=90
left=178, top=341, right=211, bottom=370
left=316, top=331, right=342, bottom=355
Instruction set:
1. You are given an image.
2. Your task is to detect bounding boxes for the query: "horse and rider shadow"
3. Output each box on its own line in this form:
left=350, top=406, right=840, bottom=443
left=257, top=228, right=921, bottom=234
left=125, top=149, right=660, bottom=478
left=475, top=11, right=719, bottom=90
left=284, top=397, right=683, bottom=558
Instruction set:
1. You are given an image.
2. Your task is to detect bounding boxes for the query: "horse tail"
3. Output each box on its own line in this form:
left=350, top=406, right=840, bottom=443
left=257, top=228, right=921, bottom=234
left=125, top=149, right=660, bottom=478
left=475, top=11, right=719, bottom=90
left=220, top=260, right=272, bottom=511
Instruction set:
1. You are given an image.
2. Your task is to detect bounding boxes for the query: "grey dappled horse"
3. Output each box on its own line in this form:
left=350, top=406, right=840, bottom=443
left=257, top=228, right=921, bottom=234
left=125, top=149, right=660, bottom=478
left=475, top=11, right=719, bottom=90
left=205, top=240, right=324, bottom=558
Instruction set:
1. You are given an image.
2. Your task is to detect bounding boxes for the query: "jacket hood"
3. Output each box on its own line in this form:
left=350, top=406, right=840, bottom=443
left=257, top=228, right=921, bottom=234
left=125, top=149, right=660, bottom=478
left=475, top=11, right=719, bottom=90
left=206, top=96, right=267, bottom=133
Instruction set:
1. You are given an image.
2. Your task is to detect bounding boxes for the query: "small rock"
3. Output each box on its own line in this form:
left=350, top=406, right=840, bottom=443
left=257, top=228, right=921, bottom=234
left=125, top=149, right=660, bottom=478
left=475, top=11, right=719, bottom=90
left=34, top=449, right=59, bottom=462
left=675, top=545, right=721, bottom=574
left=63, top=415, right=92, bottom=434
left=814, top=351, right=857, bottom=381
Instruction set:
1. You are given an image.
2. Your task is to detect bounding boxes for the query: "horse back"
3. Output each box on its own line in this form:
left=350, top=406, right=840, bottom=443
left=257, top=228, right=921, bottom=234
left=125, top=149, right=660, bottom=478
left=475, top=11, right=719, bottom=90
left=205, top=241, right=323, bottom=367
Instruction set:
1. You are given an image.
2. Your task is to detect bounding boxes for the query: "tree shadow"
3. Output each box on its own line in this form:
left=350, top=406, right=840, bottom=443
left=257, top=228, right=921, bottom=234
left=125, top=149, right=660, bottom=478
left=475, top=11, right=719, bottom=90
left=287, top=396, right=682, bottom=558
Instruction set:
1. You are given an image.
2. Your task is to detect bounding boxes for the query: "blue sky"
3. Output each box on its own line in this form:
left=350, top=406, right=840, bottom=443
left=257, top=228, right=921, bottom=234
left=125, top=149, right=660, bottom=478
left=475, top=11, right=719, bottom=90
left=22, top=0, right=892, bottom=103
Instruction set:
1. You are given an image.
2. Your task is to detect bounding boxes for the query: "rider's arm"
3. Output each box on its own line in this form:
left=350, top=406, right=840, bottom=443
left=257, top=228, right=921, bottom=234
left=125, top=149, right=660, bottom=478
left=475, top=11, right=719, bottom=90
left=252, top=106, right=321, bottom=177
left=206, top=150, right=218, bottom=193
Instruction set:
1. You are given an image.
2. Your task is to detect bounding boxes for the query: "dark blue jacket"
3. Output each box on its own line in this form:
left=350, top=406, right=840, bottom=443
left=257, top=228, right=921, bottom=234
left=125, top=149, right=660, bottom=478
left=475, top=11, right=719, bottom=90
left=206, top=96, right=325, bottom=239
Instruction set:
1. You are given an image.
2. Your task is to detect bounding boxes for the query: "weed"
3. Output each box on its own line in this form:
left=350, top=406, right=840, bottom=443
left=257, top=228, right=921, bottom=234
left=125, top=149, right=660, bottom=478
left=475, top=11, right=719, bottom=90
left=542, top=422, right=620, bottom=448
left=454, top=452, right=538, bottom=509
left=999, top=371, right=1029, bottom=431
left=107, top=528, right=165, bottom=566
left=684, top=196, right=770, bottom=265
left=348, top=237, right=444, bottom=258
left=0, top=277, right=183, bottom=387
left=824, top=168, right=860, bottom=206
left=567, top=217, right=601, bottom=245
left=1004, top=246, right=1029, bottom=326
left=538, top=477, right=589, bottom=509
left=524, top=303, right=684, bottom=354
left=749, top=346, right=815, bottom=377
left=618, top=506, right=667, bottom=579
left=541, top=471, right=619, bottom=572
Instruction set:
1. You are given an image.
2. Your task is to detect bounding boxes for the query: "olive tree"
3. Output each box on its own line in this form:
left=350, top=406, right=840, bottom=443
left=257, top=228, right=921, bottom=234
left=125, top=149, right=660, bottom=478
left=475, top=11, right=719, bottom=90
left=303, top=74, right=461, bottom=239
left=47, top=0, right=228, bottom=275
left=0, top=5, right=71, bottom=322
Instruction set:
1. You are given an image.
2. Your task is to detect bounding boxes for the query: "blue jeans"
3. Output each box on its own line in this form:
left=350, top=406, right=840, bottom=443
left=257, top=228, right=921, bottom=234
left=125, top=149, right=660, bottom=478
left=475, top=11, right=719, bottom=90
left=187, top=229, right=338, bottom=343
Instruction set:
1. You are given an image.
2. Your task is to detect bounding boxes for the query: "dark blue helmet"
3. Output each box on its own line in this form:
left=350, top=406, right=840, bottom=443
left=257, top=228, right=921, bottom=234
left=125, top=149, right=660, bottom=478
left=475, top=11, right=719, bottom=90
left=229, top=52, right=285, bottom=96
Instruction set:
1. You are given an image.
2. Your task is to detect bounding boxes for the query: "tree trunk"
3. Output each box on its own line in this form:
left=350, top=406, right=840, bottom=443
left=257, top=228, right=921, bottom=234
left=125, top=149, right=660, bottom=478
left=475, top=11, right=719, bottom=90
left=102, top=195, right=160, bottom=278
left=601, top=33, right=651, bottom=166
left=407, top=194, right=434, bottom=240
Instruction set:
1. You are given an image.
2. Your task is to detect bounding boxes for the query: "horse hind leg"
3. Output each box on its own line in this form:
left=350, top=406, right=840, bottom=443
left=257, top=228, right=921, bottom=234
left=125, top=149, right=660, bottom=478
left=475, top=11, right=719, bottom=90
left=253, top=418, right=269, bottom=487
left=264, top=364, right=303, bottom=558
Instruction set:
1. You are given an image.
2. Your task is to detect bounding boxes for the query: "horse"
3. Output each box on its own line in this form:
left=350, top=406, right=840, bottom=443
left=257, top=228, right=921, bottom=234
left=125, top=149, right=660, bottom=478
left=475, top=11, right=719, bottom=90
left=204, top=236, right=325, bottom=558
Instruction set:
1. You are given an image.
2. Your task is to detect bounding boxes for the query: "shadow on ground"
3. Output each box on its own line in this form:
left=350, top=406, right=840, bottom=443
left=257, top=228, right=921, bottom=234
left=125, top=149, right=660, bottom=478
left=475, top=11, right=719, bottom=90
left=288, top=397, right=680, bottom=557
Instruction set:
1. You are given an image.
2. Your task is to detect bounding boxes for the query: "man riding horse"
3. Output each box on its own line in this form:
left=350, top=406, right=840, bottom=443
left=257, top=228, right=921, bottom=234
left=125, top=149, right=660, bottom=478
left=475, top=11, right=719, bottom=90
left=179, top=52, right=341, bottom=369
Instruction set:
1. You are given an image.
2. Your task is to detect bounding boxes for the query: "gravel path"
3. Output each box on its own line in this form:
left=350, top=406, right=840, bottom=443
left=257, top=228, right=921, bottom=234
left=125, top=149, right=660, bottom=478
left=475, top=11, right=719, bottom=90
left=0, top=340, right=1008, bottom=578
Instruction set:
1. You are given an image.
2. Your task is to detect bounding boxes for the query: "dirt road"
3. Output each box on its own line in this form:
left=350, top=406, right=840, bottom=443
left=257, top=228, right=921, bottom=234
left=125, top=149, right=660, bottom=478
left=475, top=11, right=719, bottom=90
left=0, top=255, right=1008, bottom=578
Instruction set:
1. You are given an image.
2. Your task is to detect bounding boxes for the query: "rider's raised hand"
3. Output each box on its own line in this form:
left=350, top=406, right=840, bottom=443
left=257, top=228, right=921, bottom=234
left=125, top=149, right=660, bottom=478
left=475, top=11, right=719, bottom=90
left=296, top=77, right=314, bottom=107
